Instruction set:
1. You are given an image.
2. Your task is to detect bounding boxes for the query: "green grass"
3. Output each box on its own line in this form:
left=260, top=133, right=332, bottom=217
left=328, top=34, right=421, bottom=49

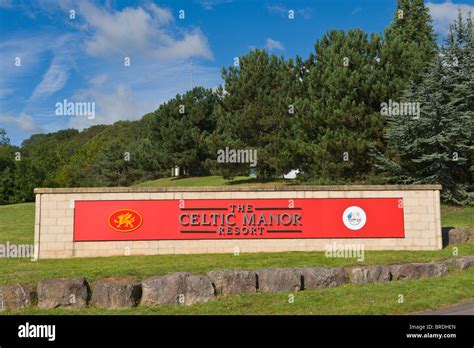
left=0, top=242, right=473, bottom=287
left=0, top=203, right=35, bottom=244
left=5, top=269, right=474, bottom=315
left=441, top=205, right=474, bottom=229
left=133, top=175, right=293, bottom=187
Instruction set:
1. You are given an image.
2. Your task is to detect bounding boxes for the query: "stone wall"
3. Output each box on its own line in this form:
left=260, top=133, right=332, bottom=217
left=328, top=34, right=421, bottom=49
left=33, top=185, right=442, bottom=259
left=2, top=256, right=473, bottom=311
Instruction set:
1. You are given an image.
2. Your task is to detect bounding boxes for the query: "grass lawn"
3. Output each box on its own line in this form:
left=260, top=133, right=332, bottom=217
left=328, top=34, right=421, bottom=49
left=0, top=180, right=472, bottom=314
left=133, top=175, right=293, bottom=187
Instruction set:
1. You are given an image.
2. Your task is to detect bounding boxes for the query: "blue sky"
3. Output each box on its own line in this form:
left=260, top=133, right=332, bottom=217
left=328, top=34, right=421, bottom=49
left=0, top=0, right=473, bottom=145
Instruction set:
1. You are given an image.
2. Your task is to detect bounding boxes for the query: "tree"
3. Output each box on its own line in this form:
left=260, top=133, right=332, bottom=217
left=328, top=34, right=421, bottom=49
left=210, top=49, right=300, bottom=179
left=375, top=11, right=473, bottom=204
left=0, top=128, right=9, bottom=145
left=297, top=29, right=385, bottom=182
left=151, top=87, right=217, bottom=176
left=380, top=0, right=438, bottom=99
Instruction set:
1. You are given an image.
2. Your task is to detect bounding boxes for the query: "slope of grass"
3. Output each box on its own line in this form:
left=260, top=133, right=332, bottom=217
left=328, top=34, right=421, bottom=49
left=0, top=202, right=35, bottom=244
left=133, top=176, right=293, bottom=187
left=441, top=205, right=474, bottom=229
left=5, top=269, right=474, bottom=315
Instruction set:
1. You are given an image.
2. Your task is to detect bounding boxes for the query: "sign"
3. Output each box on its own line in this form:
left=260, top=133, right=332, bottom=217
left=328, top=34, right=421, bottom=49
left=73, top=198, right=404, bottom=241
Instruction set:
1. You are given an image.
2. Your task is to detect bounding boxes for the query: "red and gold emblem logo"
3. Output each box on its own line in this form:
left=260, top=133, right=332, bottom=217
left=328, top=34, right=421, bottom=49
left=108, top=209, right=143, bottom=232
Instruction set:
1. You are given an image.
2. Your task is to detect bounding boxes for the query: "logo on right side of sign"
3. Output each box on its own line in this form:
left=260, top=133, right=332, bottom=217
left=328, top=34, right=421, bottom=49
left=342, top=206, right=367, bottom=230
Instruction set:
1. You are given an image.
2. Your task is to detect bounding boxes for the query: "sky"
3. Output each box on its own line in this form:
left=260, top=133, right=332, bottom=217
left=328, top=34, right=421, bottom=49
left=0, top=0, right=473, bottom=146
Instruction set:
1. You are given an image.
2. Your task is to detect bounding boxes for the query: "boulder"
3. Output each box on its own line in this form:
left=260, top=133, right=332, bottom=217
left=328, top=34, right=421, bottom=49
left=207, top=270, right=257, bottom=295
left=256, top=268, right=301, bottom=293
left=183, top=274, right=216, bottom=305
left=347, top=265, right=392, bottom=284
left=0, top=284, right=33, bottom=312
left=91, top=278, right=142, bottom=308
left=37, top=278, right=88, bottom=309
left=448, top=228, right=470, bottom=245
left=297, top=267, right=348, bottom=289
left=445, top=256, right=474, bottom=270
left=389, top=263, right=448, bottom=281
left=141, top=273, right=186, bottom=306
left=141, top=272, right=214, bottom=306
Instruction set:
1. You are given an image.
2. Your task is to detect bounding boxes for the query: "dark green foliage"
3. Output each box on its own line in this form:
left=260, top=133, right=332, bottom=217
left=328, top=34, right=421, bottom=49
left=150, top=87, right=217, bottom=176
left=380, top=0, right=438, bottom=98
left=297, top=29, right=385, bottom=182
left=0, top=128, right=9, bottom=145
left=375, top=11, right=473, bottom=204
left=209, top=49, right=300, bottom=179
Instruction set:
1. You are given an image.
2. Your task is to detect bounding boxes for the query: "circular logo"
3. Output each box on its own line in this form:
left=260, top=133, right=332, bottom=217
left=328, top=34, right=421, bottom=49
left=108, top=209, right=143, bottom=232
left=342, top=206, right=366, bottom=230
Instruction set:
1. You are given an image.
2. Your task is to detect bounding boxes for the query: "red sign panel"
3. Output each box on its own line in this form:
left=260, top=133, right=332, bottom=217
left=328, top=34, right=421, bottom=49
left=73, top=198, right=404, bottom=241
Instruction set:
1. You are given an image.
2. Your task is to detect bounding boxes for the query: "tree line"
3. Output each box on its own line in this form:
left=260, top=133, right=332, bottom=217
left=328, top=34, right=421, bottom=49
left=0, top=0, right=472, bottom=205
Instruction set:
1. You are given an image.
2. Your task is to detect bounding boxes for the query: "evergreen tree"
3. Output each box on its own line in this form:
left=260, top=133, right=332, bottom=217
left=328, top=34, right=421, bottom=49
left=0, top=128, right=9, bottom=145
left=151, top=87, right=217, bottom=176
left=380, top=0, right=438, bottom=99
left=298, top=29, right=385, bottom=182
left=210, top=49, right=300, bottom=179
left=375, top=11, right=473, bottom=204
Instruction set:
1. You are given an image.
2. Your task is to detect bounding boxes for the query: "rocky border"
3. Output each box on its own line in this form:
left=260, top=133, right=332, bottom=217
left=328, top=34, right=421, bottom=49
left=1, top=256, right=472, bottom=311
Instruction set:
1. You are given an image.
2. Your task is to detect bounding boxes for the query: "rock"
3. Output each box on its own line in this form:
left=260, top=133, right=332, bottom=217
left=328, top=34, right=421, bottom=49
left=142, top=273, right=186, bottom=306
left=448, top=228, right=470, bottom=244
left=297, top=267, right=348, bottom=289
left=184, top=274, right=216, bottom=305
left=91, top=278, right=142, bottom=308
left=389, top=263, right=448, bottom=281
left=256, top=268, right=301, bottom=292
left=0, top=284, right=33, bottom=312
left=347, top=265, right=392, bottom=284
left=207, top=270, right=256, bottom=295
left=141, top=272, right=214, bottom=306
left=37, top=278, right=88, bottom=309
left=445, top=256, right=474, bottom=270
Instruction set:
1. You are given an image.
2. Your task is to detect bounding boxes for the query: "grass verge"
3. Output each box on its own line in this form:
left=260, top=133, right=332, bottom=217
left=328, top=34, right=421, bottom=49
left=4, top=269, right=473, bottom=315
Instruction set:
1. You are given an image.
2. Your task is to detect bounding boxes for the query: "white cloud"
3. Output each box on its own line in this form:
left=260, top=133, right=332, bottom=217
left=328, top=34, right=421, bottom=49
left=67, top=60, right=221, bottom=130
left=0, top=112, right=40, bottom=132
left=68, top=83, right=147, bottom=130
left=199, top=0, right=234, bottom=10
left=265, top=38, right=285, bottom=51
left=89, top=74, right=108, bottom=87
left=146, top=3, right=174, bottom=24
left=30, top=57, right=69, bottom=98
left=157, top=29, right=213, bottom=60
left=267, top=5, right=312, bottom=20
left=0, top=0, right=13, bottom=9
left=427, top=1, right=474, bottom=35
left=76, top=1, right=212, bottom=60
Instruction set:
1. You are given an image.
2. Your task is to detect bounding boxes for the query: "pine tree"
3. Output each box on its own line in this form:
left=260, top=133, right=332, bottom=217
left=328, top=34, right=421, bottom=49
left=380, top=0, right=438, bottom=99
left=151, top=87, right=217, bottom=176
left=0, top=128, right=9, bottom=146
left=376, top=11, right=473, bottom=204
left=298, top=29, right=385, bottom=182
left=210, top=49, right=300, bottom=179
